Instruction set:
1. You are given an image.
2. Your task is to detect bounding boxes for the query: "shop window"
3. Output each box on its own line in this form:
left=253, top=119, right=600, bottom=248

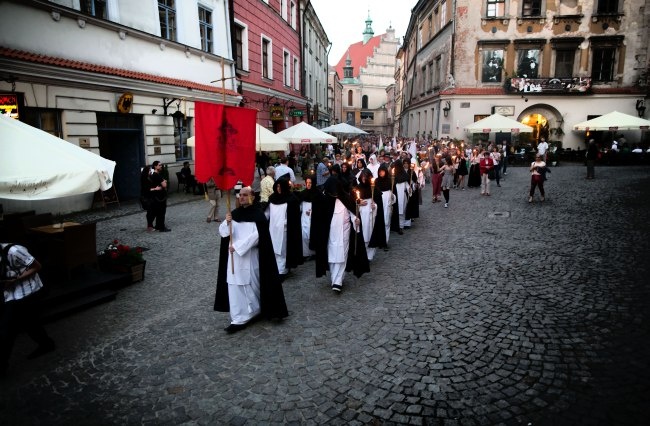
left=360, top=112, right=374, bottom=120
left=22, top=108, right=62, bottom=138
left=81, top=0, right=107, bottom=18
left=199, top=6, right=213, bottom=53
left=486, top=0, right=505, bottom=18
left=158, top=0, right=176, bottom=41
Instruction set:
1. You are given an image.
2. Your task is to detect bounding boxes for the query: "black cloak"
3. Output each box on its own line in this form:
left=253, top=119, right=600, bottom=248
left=403, top=162, right=420, bottom=220
left=214, top=204, right=289, bottom=320
left=390, top=159, right=410, bottom=231
left=311, top=175, right=369, bottom=279
left=267, top=178, right=304, bottom=270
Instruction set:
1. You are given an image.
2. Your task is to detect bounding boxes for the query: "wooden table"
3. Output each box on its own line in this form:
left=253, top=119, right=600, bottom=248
left=29, top=222, right=81, bottom=234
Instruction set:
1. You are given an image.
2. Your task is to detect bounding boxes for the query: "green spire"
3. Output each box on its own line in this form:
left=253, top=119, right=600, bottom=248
left=362, top=11, right=374, bottom=44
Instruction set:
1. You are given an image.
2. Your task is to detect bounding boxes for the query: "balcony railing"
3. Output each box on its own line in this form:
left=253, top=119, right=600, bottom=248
left=506, top=77, right=592, bottom=94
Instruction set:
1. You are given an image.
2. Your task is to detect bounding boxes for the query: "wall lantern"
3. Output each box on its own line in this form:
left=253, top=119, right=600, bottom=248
left=442, top=101, right=451, bottom=117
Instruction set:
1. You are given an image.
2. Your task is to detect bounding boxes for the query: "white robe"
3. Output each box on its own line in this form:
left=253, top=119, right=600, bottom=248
left=300, top=200, right=315, bottom=257
left=381, top=189, right=392, bottom=243
left=395, top=181, right=411, bottom=228
left=267, top=203, right=288, bottom=274
left=358, top=198, right=377, bottom=261
left=218, top=220, right=261, bottom=325
left=328, top=199, right=350, bottom=286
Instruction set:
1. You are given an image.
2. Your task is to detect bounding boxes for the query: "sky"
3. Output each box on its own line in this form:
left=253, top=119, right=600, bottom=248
left=310, top=0, right=416, bottom=66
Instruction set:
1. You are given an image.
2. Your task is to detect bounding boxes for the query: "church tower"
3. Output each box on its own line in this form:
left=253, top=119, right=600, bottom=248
left=362, top=12, right=374, bottom=44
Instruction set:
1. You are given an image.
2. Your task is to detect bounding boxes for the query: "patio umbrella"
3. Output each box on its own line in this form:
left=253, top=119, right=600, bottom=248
left=187, top=124, right=289, bottom=151
left=572, top=111, right=650, bottom=131
left=320, top=122, right=368, bottom=135
left=276, top=121, right=338, bottom=145
left=0, top=114, right=116, bottom=200
left=464, top=113, right=533, bottom=133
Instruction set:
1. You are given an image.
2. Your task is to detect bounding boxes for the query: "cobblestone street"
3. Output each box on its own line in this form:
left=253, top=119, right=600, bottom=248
left=1, top=164, right=649, bottom=425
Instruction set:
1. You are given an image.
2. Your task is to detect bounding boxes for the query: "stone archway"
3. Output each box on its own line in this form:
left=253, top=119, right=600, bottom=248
left=518, top=104, right=563, bottom=147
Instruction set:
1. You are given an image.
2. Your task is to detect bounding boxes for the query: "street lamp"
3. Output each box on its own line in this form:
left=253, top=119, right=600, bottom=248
left=442, top=101, right=451, bottom=117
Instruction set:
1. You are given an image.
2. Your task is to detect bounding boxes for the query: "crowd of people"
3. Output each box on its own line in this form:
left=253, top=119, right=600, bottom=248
left=211, top=135, right=556, bottom=334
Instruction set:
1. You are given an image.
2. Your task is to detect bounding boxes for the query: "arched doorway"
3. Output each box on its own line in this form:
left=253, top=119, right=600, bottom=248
left=518, top=104, right=563, bottom=148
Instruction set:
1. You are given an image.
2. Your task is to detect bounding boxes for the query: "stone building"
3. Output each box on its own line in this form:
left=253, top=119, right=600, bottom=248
left=398, top=0, right=649, bottom=150
left=328, top=66, right=343, bottom=125
left=334, top=14, right=401, bottom=135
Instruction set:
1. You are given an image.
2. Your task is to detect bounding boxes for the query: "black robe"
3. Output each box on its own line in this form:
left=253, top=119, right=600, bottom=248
left=267, top=182, right=304, bottom=270
left=311, top=176, right=369, bottom=279
left=390, top=166, right=409, bottom=232
left=405, top=169, right=420, bottom=220
left=214, top=205, right=288, bottom=320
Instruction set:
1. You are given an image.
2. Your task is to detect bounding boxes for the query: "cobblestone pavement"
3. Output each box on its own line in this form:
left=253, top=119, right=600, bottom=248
left=1, top=164, right=649, bottom=425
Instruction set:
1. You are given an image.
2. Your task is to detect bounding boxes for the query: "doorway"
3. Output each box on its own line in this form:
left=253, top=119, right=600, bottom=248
left=97, top=113, right=144, bottom=200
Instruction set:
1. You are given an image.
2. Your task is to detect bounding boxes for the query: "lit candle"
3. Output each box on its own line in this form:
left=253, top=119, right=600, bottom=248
left=355, top=190, right=360, bottom=255
left=391, top=167, right=395, bottom=192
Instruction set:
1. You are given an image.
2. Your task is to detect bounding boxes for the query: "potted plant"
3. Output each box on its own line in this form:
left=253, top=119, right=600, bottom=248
left=98, top=239, right=146, bottom=283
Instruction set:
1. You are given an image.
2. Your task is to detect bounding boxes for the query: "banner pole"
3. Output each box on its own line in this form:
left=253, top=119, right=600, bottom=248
left=226, top=189, right=234, bottom=273
left=221, top=58, right=226, bottom=105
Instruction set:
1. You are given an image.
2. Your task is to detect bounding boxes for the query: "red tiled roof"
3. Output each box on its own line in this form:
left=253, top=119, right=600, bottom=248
left=334, top=34, right=383, bottom=79
left=441, top=87, right=506, bottom=95
left=0, top=47, right=238, bottom=96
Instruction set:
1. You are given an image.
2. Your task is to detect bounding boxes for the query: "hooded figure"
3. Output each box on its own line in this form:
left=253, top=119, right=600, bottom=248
left=310, top=172, right=369, bottom=292
left=298, top=175, right=321, bottom=259
left=214, top=188, right=288, bottom=333
left=353, top=158, right=367, bottom=185
left=390, top=159, right=411, bottom=234
left=354, top=169, right=387, bottom=260
left=266, top=177, right=303, bottom=277
left=367, top=154, right=380, bottom=178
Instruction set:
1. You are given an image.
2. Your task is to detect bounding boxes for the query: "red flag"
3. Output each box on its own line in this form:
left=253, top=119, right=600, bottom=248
left=194, top=102, right=257, bottom=190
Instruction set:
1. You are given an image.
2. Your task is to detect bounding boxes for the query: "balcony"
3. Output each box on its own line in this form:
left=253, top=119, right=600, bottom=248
left=505, top=77, right=592, bottom=94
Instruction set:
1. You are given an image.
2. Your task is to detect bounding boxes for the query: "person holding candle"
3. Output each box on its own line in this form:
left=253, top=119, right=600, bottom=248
left=354, top=169, right=387, bottom=260
left=310, top=172, right=369, bottom=293
left=430, top=155, right=442, bottom=202
left=439, top=157, right=455, bottom=208
left=403, top=159, right=420, bottom=223
left=479, top=149, right=495, bottom=196
left=298, top=175, right=319, bottom=261
left=265, top=178, right=303, bottom=281
left=214, top=187, right=288, bottom=333
left=376, top=164, right=393, bottom=246
left=390, top=159, right=410, bottom=235
left=367, top=154, right=380, bottom=178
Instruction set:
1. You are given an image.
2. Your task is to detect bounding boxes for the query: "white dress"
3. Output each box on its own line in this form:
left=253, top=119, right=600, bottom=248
left=358, top=197, right=377, bottom=261
left=328, top=199, right=351, bottom=286
left=218, top=220, right=261, bottom=325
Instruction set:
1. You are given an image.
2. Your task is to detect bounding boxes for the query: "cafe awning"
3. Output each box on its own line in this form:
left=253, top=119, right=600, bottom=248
left=572, top=111, right=650, bottom=131
left=0, top=114, right=116, bottom=200
left=276, top=121, right=338, bottom=145
left=464, top=113, right=534, bottom=134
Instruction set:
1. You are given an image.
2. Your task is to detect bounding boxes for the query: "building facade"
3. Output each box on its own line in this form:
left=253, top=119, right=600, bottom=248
left=328, top=66, right=343, bottom=125
left=398, top=0, right=649, bottom=149
left=0, top=0, right=238, bottom=201
left=301, top=1, right=331, bottom=127
left=334, top=14, right=401, bottom=135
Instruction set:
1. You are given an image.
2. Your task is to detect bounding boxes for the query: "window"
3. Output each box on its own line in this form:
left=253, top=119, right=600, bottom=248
left=158, top=0, right=176, bottom=41
left=348, top=90, right=353, bottom=106
left=198, top=6, right=213, bottom=53
left=290, top=2, right=296, bottom=29
left=517, top=49, right=540, bottom=78
left=234, top=21, right=249, bottom=71
left=591, top=47, right=616, bottom=81
left=22, top=108, right=62, bottom=138
left=418, top=25, right=423, bottom=49
left=281, top=0, right=287, bottom=21
left=261, top=37, right=272, bottom=79
left=522, top=0, right=542, bottom=17
left=486, top=0, right=505, bottom=17
left=360, top=112, right=374, bottom=120
left=435, top=56, right=442, bottom=87
left=427, top=15, right=433, bottom=40
left=81, top=0, right=106, bottom=18
left=440, top=1, right=447, bottom=25
left=293, top=57, right=300, bottom=89
left=554, top=49, right=575, bottom=78
left=284, top=50, right=291, bottom=86
left=174, top=114, right=190, bottom=160
left=362, top=95, right=368, bottom=109
left=421, top=66, right=427, bottom=94
left=429, top=62, right=434, bottom=89
left=597, top=0, right=618, bottom=14
left=481, top=49, right=504, bottom=82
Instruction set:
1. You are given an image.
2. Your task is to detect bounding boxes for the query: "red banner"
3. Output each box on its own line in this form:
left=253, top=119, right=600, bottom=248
left=194, top=102, right=257, bottom=190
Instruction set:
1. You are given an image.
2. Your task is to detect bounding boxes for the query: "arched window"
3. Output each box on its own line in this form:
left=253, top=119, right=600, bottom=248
left=362, top=95, right=368, bottom=109
left=347, top=90, right=353, bottom=106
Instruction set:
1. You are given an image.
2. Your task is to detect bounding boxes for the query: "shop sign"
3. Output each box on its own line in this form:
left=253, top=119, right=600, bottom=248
left=0, top=94, right=19, bottom=118
left=290, top=109, right=303, bottom=117
left=270, top=105, right=284, bottom=121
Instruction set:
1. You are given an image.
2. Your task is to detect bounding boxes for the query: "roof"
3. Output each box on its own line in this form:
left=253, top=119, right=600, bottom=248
left=334, top=34, right=383, bottom=79
left=0, top=46, right=238, bottom=96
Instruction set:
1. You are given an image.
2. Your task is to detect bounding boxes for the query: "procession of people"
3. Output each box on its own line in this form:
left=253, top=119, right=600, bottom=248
left=211, top=134, right=541, bottom=333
